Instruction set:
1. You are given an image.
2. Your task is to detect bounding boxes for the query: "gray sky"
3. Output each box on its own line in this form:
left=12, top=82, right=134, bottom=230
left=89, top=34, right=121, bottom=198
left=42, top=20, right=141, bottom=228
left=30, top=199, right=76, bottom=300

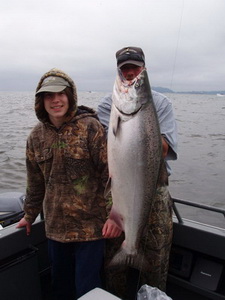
left=1, top=0, right=225, bottom=92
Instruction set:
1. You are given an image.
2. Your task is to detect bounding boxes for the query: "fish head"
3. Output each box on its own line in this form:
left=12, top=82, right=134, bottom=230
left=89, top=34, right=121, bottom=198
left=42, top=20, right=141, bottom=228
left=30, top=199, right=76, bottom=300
left=112, top=68, right=152, bottom=115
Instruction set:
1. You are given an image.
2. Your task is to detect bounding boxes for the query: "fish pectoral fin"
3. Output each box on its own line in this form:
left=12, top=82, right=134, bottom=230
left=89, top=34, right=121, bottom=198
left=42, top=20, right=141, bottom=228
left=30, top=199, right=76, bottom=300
left=112, top=115, right=121, bottom=136
left=104, top=177, right=112, bottom=199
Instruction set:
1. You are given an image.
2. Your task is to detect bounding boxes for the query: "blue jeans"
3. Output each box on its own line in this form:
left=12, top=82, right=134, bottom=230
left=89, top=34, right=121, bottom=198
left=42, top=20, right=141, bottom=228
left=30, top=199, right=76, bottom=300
left=48, top=239, right=105, bottom=300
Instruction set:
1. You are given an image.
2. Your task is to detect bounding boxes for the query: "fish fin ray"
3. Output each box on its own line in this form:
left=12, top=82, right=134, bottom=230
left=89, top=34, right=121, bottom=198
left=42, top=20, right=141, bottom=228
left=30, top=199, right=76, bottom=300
left=108, top=248, right=150, bottom=272
left=104, top=177, right=111, bottom=198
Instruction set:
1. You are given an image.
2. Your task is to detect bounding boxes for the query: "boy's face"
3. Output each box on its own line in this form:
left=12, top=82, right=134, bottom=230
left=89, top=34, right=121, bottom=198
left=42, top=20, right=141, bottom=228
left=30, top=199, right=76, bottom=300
left=43, top=91, right=69, bottom=126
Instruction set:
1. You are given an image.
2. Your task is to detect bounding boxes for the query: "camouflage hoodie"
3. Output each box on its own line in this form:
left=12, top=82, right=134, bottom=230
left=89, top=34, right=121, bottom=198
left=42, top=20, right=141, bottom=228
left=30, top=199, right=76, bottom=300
left=24, top=68, right=108, bottom=242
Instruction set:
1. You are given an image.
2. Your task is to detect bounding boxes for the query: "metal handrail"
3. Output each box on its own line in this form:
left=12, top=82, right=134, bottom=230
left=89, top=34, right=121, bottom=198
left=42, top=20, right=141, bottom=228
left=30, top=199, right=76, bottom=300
left=172, top=198, right=225, bottom=224
left=0, top=211, right=24, bottom=222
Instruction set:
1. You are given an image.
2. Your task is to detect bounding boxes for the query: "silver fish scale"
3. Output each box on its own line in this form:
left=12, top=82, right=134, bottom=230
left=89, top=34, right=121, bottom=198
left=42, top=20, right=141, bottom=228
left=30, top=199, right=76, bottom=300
left=107, top=69, right=162, bottom=270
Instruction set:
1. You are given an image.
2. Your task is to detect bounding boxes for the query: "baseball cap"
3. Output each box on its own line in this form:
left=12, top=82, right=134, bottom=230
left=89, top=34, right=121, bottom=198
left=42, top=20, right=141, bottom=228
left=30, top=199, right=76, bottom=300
left=36, top=76, right=71, bottom=95
left=116, top=46, right=145, bottom=68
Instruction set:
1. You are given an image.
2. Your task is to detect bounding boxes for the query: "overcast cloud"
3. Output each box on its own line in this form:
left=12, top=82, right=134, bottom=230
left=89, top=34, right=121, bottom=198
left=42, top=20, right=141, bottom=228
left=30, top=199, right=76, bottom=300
left=1, top=0, right=224, bottom=92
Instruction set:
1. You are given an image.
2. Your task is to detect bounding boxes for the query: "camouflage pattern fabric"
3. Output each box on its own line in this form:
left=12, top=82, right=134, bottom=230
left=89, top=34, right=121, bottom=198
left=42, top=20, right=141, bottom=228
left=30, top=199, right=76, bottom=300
left=24, top=68, right=108, bottom=243
left=104, top=186, right=173, bottom=299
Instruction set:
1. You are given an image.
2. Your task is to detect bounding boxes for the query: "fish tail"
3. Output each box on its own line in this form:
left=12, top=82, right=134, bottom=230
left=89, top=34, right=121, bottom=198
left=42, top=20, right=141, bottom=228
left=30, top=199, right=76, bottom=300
left=108, top=248, right=149, bottom=272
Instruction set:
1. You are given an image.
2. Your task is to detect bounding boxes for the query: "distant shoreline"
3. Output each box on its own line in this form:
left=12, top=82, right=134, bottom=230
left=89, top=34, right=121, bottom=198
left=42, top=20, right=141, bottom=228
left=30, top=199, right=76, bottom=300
left=0, top=89, right=225, bottom=95
left=152, top=87, right=225, bottom=95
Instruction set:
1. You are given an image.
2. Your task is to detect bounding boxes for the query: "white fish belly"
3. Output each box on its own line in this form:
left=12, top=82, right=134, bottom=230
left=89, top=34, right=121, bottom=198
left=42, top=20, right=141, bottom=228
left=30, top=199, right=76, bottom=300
left=108, top=103, right=161, bottom=254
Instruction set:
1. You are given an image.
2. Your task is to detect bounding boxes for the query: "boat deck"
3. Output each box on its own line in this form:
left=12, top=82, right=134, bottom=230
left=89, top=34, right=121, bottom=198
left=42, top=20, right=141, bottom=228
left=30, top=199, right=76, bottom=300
left=0, top=198, right=225, bottom=299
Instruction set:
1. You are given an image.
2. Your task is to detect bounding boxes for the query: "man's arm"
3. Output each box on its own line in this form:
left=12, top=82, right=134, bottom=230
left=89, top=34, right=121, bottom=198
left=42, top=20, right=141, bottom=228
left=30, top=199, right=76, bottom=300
left=97, top=94, right=112, bottom=133
left=162, top=136, right=169, bottom=158
left=152, top=91, right=178, bottom=161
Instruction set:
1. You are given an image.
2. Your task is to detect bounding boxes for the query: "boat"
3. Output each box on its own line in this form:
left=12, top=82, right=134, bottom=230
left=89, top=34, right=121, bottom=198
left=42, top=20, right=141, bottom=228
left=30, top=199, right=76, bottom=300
left=168, top=199, right=225, bottom=300
left=0, top=192, right=225, bottom=300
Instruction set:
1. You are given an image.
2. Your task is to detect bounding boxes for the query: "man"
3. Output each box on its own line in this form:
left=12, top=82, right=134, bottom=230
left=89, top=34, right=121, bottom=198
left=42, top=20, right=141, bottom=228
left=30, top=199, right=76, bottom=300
left=98, top=47, right=178, bottom=299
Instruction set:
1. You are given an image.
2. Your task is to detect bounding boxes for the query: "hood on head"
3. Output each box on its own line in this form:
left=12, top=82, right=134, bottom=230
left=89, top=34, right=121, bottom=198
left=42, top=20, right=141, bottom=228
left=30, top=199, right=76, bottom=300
left=35, top=68, right=77, bottom=123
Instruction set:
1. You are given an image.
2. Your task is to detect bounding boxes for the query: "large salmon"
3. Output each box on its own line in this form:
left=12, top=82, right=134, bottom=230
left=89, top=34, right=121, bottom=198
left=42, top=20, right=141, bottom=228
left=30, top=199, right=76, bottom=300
left=106, top=68, right=166, bottom=271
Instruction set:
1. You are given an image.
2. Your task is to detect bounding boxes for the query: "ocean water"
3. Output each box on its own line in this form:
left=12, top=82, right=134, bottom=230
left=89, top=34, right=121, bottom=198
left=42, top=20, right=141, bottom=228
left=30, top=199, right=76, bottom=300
left=0, top=91, right=225, bottom=227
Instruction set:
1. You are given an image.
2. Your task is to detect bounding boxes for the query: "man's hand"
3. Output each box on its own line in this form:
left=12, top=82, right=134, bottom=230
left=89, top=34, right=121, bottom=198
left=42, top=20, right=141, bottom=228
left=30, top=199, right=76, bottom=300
left=162, top=136, right=169, bottom=158
left=16, top=217, right=31, bottom=236
left=102, top=218, right=122, bottom=238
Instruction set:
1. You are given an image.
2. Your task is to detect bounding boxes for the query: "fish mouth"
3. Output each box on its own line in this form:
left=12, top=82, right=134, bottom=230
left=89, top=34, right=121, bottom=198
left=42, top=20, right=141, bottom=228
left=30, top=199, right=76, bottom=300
left=121, top=78, right=136, bottom=87
left=114, top=68, right=149, bottom=115
left=118, top=67, right=146, bottom=85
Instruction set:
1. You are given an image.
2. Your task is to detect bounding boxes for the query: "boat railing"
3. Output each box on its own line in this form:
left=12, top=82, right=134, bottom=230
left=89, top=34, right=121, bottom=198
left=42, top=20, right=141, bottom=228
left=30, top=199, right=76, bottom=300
left=172, top=198, right=225, bottom=224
